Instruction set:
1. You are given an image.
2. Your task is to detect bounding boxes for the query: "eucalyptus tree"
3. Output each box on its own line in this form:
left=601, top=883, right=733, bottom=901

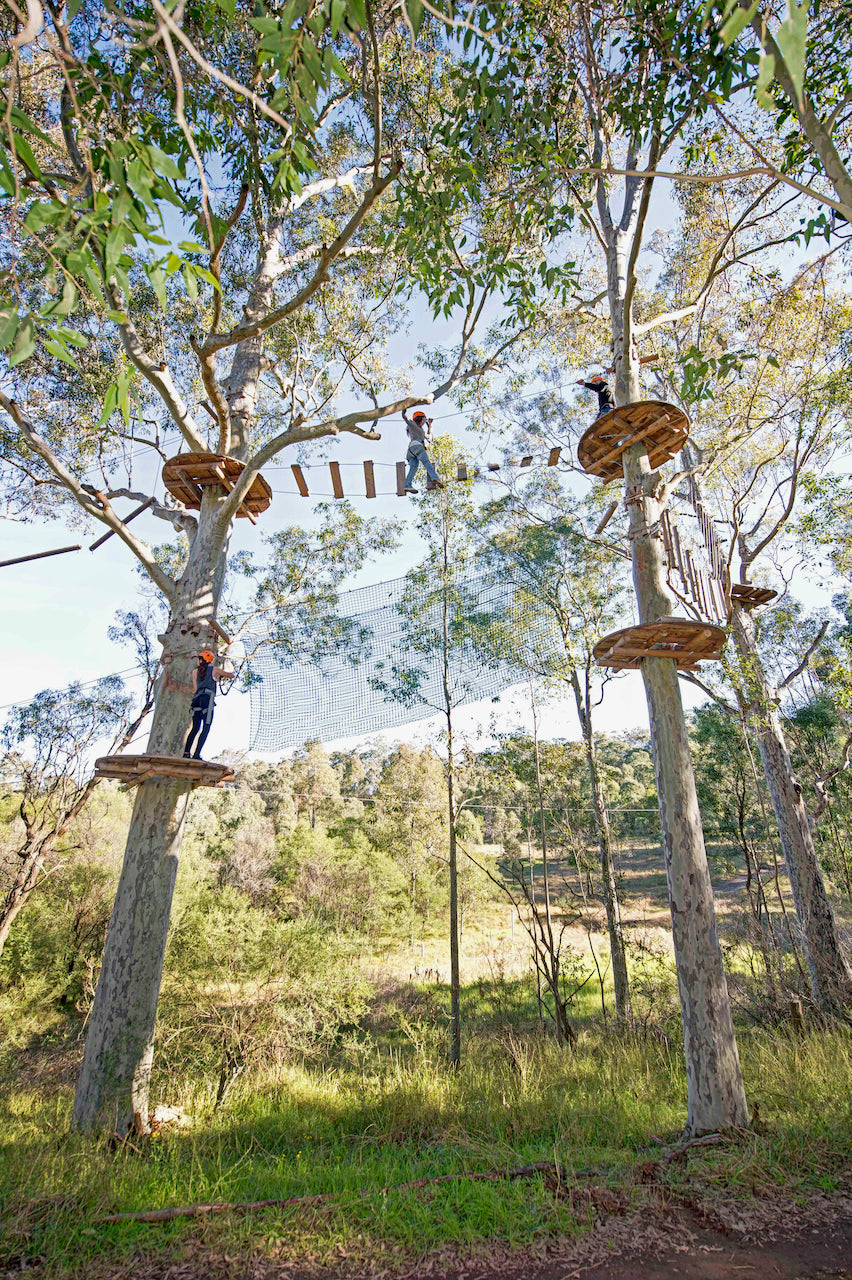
left=428, top=0, right=768, bottom=1130
left=0, top=0, right=532, bottom=1132
left=668, top=263, right=852, bottom=1013
left=370, top=435, right=484, bottom=1065
left=0, top=657, right=153, bottom=960
left=478, top=487, right=634, bottom=1022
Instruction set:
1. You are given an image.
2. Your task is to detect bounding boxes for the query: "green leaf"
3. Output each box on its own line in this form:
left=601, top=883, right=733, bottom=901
left=44, top=338, right=79, bottom=368
left=214, top=0, right=235, bottom=14
left=719, top=0, right=759, bottom=46
left=755, top=52, right=776, bottom=109
left=183, top=263, right=198, bottom=301
left=330, top=0, right=345, bottom=36
left=106, top=309, right=129, bottom=324
left=147, top=262, right=168, bottom=311
left=178, top=240, right=208, bottom=253
left=43, top=277, right=78, bottom=319
left=9, top=315, right=35, bottom=368
left=776, top=0, right=808, bottom=108
left=9, top=105, right=52, bottom=146
left=144, top=144, right=184, bottom=182
left=11, top=132, right=43, bottom=180
left=0, top=306, right=19, bottom=349
left=98, top=382, right=118, bottom=427
left=56, top=326, right=88, bottom=349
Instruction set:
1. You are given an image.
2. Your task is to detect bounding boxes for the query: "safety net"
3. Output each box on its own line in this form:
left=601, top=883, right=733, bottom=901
left=242, top=571, right=563, bottom=750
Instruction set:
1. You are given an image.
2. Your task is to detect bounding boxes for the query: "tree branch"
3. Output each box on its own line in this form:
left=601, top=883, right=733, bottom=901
left=0, top=393, right=177, bottom=600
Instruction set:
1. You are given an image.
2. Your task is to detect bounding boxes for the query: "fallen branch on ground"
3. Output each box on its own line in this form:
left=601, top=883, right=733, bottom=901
left=100, top=1159, right=607, bottom=1225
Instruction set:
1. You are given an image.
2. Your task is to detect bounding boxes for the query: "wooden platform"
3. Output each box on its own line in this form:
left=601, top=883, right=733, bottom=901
left=162, top=454, right=272, bottom=522
left=578, top=401, right=689, bottom=482
left=593, top=619, right=726, bottom=671
left=94, top=754, right=235, bottom=789
left=730, top=583, right=777, bottom=608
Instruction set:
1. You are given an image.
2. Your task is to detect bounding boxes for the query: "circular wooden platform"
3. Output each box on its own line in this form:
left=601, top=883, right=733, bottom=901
left=578, top=401, right=689, bottom=482
left=94, top=754, right=235, bottom=789
left=593, top=619, right=726, bottom=671
left=730, top=583, right=777, bottom=609
left=162, top=453, right=272, bottom=520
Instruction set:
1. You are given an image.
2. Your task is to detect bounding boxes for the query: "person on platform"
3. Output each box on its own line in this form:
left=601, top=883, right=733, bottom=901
left=576, top=374, right=616, bottom=419
left=183, top=649, right=223, bottom=761
left=402, top=408, right=444, bottom=494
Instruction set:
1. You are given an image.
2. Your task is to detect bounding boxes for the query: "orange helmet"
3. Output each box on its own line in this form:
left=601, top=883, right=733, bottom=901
left=412, top=410, right=427, bottom=422
left=199, top=649, right=215, bottom=663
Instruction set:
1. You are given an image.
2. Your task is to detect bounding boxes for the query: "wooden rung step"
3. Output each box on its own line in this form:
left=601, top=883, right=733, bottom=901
left=292, top=464, right=309, bottom=497
left=330, top=461, right=344, bottom=499
left=363, top=460, right=376, bottom=499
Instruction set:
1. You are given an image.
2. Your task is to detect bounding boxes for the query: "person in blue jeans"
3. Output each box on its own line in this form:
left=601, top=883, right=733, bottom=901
left=402, top=409, right=444, bottom=494
left=183, top=649, right=220, bottom=760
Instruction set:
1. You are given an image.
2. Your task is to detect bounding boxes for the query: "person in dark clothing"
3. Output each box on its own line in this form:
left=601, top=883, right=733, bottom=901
left=576, top=375, right=616, bottom=419
left=402, top=408, right=444, bottom=493
left=184, top=650, right=220, bottom=760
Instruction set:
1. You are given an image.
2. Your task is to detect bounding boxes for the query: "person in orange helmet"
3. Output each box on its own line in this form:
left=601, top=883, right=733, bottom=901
left=183, top=649, right=222, bottom=761
left=576, top=374, right=615, bottom=419
left=402, top=408, right=444, bottom=494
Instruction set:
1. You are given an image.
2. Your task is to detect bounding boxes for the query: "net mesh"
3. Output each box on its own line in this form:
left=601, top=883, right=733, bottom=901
left=243, top=571, right=562, bottom=750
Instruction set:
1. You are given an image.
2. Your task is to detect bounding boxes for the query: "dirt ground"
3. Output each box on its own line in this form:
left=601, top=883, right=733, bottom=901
left=78, top=1188, right=852, bottom=1280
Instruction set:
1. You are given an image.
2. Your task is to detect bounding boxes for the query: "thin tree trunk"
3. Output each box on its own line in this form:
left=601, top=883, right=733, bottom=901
left=730, top=604, right=852, bottom=1013
left=597, top=141, right=748, bottom=1132
left=0, top=848, right=45, bottom=956
left=571, top=668, right=631, bottom=1022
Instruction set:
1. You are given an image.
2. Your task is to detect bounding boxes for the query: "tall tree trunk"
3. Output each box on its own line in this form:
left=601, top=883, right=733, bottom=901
left=73, top=500, right=228, bottom=1132
left=71, top=218, right=283, bottom=1133
left=603, top=174, right=748, bottom=1131
left=446, top=723, right=461, bottom=1067
left=730, top=604, right=852, bottom=1013
left=571, top=669, right=631, bottom=1022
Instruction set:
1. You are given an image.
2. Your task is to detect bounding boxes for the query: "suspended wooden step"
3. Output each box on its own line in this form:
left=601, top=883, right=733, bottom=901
left=578, top=401, right=689, bottom=483
left=593, top=618, right=726, bottom=672
left=730, top=583, right=777, bottom=609
left=94, top=754, right=234, bottom=789
left=162, top=454, right=272, bottom=522
left=287, top=449, right=562, bottom=498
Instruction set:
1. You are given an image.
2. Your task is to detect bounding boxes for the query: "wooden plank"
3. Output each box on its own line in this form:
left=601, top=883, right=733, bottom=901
left=548, top=447, right=561, bottom=467
left=329, top=461, right=344, bottom=499
left=291, top=465, right=309, bottom=497
left=0, top=543, right=82, bottom=569
left=585, top=419, right=667, bottom=476
left=520, top=455, right=533, bottom=468
left=363, top=460, right=376, bottom=499
left=457, top=462, right=468, bottom=481
left=594, top=501, right=618, bottom=536
left=488, top=462, right=501, bottom=472
left=396, top=461, right=406, bottom=496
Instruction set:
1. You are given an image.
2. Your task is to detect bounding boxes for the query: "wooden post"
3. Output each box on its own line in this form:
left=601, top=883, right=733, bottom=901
left=396, top=461, right=406, bottom=496
left=90, top=498, right=156, bottom=551
left=0, top=543, right=81, bottom=568
left=789, top=997, right=806, bottom=1037
left=363, top=460, right=376, bottom=498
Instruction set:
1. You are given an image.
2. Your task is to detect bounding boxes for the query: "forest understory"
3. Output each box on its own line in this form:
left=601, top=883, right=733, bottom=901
left=2, top=797, right=850, bottom=1280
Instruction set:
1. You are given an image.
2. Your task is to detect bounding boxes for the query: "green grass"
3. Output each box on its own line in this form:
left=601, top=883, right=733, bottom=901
left=2, top=989, right=851, bottom=1277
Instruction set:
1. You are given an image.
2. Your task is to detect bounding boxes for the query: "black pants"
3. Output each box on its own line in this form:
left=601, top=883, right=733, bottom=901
left=184, top=709, right=212, bottom=759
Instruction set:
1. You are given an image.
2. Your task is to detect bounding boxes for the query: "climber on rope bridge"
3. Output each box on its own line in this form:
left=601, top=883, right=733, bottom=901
left=184, top=649, right=226, bottom=761
left=576, top=374, right=615, bottom=420
left=402, top=408, right=444, bottom=494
